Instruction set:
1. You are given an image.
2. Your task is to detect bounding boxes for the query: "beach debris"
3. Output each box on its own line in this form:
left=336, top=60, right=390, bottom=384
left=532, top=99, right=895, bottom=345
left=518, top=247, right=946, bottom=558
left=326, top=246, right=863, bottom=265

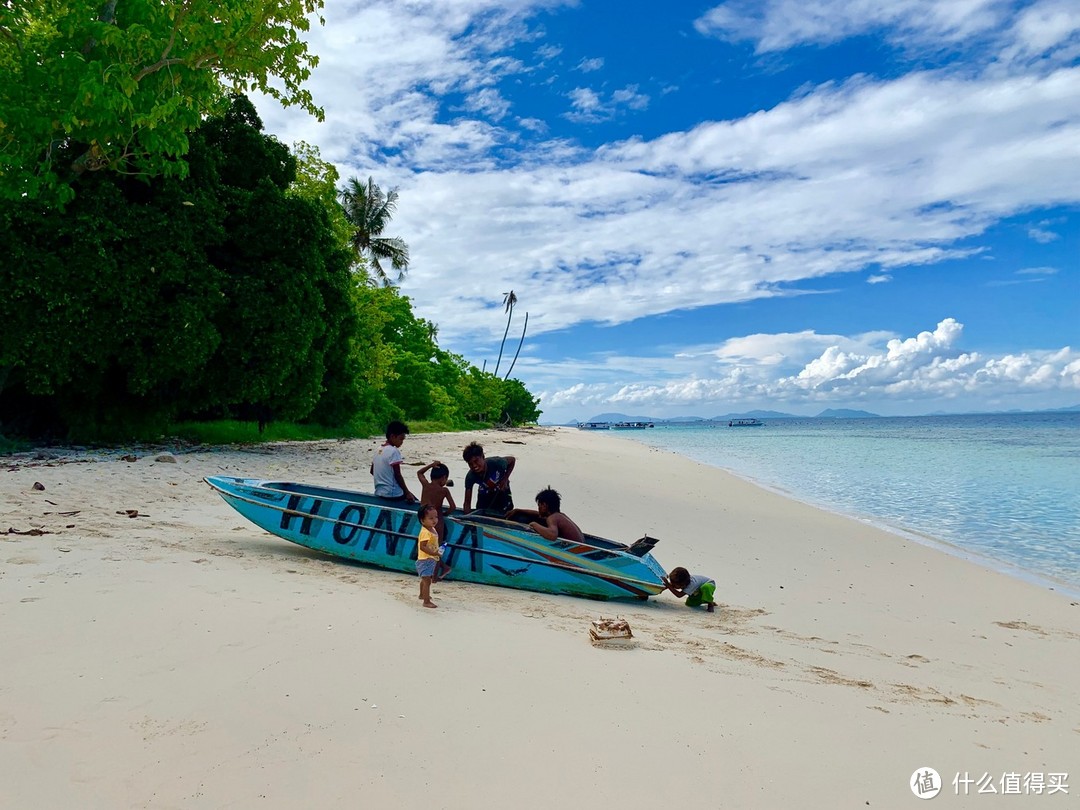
left=32, top=482, right=45, bottom=491
left=120, top=454, right=138, bottom=462
left=58, top=547, right=71, bottom=552
left=154, top=454, right=177, bottom=463
left=589, top=616, right=634, bottom=646
left=6, top=527, right=51, bottom=536
left=116, top=509, right=147, bottom=518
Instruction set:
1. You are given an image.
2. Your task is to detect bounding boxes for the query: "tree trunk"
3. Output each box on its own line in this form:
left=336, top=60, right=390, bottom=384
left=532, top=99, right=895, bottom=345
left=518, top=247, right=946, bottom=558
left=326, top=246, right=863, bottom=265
left=504, top=312, right=528, bottom=379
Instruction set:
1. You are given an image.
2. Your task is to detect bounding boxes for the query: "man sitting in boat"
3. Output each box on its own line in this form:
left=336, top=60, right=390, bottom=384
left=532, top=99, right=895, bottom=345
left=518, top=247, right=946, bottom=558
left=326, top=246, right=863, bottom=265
left=506, top=488, right=585, bottom=543
left=462, top=441, right=515, bottom=515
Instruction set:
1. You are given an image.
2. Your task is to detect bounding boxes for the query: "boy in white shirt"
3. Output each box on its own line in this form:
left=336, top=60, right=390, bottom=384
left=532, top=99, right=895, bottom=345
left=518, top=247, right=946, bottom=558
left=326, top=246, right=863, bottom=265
left=370, top=420, right=417, bottom=502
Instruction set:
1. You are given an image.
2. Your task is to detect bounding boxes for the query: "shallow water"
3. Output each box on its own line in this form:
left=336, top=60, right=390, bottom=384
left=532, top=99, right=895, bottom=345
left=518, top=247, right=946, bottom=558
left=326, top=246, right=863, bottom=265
left=614, top=412, right=1080, bottom=594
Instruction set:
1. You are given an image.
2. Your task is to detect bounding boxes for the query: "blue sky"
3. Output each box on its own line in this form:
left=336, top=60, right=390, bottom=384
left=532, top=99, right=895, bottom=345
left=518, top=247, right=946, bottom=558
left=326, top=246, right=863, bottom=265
left=253, top=0, right=1080, bottom=423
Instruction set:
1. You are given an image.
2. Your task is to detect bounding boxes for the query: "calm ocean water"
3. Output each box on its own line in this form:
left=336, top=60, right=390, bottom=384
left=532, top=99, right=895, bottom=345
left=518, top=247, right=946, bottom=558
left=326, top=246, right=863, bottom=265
left=611, top=412, right=1080, bottom=596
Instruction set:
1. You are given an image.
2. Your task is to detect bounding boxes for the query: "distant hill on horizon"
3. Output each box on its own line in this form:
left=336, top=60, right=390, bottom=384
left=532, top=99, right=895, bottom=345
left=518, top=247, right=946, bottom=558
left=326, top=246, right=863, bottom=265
left=815, top=408, right=881, bottom=418
left=548, top=405, right=1079, bottom=427
left=711, top=409, right=800, bottom=420
left=566, top=412, right=706, bottom=425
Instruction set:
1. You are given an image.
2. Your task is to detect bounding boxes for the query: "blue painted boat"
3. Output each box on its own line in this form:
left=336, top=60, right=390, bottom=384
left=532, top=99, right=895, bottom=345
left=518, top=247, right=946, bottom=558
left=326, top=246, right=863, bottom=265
left=204, top=476, right=668, bottom=601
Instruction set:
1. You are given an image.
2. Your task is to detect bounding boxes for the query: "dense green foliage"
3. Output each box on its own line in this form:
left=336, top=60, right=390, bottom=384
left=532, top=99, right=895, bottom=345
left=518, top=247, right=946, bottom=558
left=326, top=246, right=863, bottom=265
left=0, top=96, right=541, bottom=442
left=0, top=0, right=324, bottom=205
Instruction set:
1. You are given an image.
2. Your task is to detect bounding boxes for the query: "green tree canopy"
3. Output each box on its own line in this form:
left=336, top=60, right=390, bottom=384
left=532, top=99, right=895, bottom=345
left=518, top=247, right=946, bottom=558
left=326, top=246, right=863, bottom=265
left=0, top=0, right=324, bottom=204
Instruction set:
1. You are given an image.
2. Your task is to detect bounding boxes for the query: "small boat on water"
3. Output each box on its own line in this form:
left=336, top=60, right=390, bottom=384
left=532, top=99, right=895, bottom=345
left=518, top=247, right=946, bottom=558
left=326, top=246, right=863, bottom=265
left=204, top=477, right=668, bottom=601
left=612, top=421, right=655, bottom=430
left=576, top=421, right=612, bottom=430
left=728, top=418, right=764, bottom=427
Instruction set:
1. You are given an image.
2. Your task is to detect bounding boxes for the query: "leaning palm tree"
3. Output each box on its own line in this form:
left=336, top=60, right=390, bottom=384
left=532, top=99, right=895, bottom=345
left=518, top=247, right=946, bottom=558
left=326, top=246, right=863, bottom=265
left=504, top=311, right=528, bottom=379
left=340, top=176, right=410, bottom=286
left=493, top=290, right=517, bottom=377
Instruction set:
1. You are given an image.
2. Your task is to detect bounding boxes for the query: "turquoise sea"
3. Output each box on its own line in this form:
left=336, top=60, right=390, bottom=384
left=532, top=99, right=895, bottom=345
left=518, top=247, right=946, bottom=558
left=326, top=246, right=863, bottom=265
left=611, top=412, right=1080, bottom=597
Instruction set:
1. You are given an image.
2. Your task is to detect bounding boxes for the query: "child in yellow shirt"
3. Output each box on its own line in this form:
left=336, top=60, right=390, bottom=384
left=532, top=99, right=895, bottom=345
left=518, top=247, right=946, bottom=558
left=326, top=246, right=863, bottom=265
left=416, top=504, right=443, bottom=609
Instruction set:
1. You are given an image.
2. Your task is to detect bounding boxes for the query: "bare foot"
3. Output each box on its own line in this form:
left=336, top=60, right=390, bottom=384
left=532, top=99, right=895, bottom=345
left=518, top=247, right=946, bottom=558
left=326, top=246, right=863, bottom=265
left=423, top=601, right=438, bottom=609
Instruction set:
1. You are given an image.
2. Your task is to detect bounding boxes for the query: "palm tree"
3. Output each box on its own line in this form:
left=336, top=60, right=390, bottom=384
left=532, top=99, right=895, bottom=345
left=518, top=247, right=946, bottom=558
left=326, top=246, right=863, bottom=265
left=340, top=176, right=410, bottom=286
left=493, top=290, right=517, bottom=377
left=504, top=311, right=528, bottom=379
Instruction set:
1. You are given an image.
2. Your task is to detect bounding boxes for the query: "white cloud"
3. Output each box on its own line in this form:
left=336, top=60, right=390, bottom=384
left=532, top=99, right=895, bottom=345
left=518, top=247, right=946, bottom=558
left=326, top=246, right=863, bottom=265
left=538, top=320, right=1080, bottom=417
left=383, top=63, right=1080, bottom=347
left=464, top=88, right=511, bottom=120
left=867, top=274, right=892, bottom=284
left=577, top=57, right=605, bottom=72
left=564, top=84, right=651, bottom=122
left=997, top=0, right=1080, bottom=68
left=694, top=0, right=1010, bottom=54
left=1027, top=225, right=1059, bottom=242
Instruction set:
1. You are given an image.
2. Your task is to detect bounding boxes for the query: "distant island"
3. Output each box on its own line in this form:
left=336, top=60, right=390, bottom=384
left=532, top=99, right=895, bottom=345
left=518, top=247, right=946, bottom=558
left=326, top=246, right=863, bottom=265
left=554, top=404, right=1080, bottom=427
left=563, top=409, right=881, bottom=425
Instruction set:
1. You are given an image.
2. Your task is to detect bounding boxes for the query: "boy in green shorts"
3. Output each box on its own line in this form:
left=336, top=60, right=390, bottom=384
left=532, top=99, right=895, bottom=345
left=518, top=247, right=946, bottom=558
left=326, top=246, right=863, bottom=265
left=664, top=567, right=717, bottom=612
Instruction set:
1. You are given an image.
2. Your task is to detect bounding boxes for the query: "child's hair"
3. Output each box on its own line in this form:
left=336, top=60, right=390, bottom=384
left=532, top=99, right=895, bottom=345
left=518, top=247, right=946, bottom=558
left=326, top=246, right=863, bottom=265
left=535, top=487, right=561, bottom=513
left=386, top=420, right=409, bottom=440
left=430, top=463, right=450, bottom=481
left=668, top=567, right=690, bottom=588
left=462, top=442, right=484, bottom=463
left=417, top=504, right=438, bottom=521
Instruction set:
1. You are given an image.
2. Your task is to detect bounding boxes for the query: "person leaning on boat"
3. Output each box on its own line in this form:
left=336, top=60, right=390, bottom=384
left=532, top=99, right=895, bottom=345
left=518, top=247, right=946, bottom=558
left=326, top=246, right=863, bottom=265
left=506, top=488, right=585, bottom=543
left=461, top=441, right=515, bottom=515
left=370, top=420, right=418, bottom=503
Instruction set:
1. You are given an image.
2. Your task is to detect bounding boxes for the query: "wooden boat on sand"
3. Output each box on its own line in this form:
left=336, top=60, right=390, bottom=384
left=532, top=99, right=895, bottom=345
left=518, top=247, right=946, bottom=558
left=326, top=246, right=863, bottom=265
left=205, top=477, right=668, bottom=601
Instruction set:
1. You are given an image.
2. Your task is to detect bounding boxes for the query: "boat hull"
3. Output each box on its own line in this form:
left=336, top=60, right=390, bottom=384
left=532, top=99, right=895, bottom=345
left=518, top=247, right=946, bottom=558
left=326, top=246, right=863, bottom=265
left=205, top=477, right=667, bottom=601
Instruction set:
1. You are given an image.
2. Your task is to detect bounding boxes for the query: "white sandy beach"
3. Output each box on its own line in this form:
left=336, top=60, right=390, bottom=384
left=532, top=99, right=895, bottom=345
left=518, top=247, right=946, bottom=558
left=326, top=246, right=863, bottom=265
left=1, top=427, right=1077, bottom=808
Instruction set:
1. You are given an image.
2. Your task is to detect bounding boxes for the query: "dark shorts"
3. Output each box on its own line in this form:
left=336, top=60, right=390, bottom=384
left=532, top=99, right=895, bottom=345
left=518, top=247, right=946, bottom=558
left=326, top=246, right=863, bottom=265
left=416, top=558, right=437, bottom=578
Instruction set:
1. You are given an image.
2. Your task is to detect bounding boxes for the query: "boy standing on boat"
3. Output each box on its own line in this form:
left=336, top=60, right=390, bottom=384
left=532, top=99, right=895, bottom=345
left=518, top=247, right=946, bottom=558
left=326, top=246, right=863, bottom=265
left=416, top=504, right=443, bottom=608
left=664, top=567, right=717, bottom=612
left=370, top=421, right=417, bottom=502
left=462, top=442, right=515, bottom=515
left=417, top=461, right=456, bottom=581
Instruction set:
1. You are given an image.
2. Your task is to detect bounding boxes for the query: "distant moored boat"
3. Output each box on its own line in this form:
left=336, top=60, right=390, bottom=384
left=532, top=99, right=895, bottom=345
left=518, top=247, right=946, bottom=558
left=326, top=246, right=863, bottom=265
left=728, top=418, right=764, bottom=427
left=577, top=421, right=612, bottom=430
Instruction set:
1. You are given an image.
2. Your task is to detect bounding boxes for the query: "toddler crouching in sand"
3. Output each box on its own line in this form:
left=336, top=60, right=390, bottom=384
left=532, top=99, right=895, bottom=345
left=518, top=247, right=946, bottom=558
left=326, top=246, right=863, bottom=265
left=664, top=567, right=717, bottom=612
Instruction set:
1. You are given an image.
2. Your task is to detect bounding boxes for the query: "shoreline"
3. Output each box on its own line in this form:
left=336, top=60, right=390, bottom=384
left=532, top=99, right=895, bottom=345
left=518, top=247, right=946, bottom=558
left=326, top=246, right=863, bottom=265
left=597, top=426, right=1080, bottom=601
left=3, top=427, right=1078, bottom=807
